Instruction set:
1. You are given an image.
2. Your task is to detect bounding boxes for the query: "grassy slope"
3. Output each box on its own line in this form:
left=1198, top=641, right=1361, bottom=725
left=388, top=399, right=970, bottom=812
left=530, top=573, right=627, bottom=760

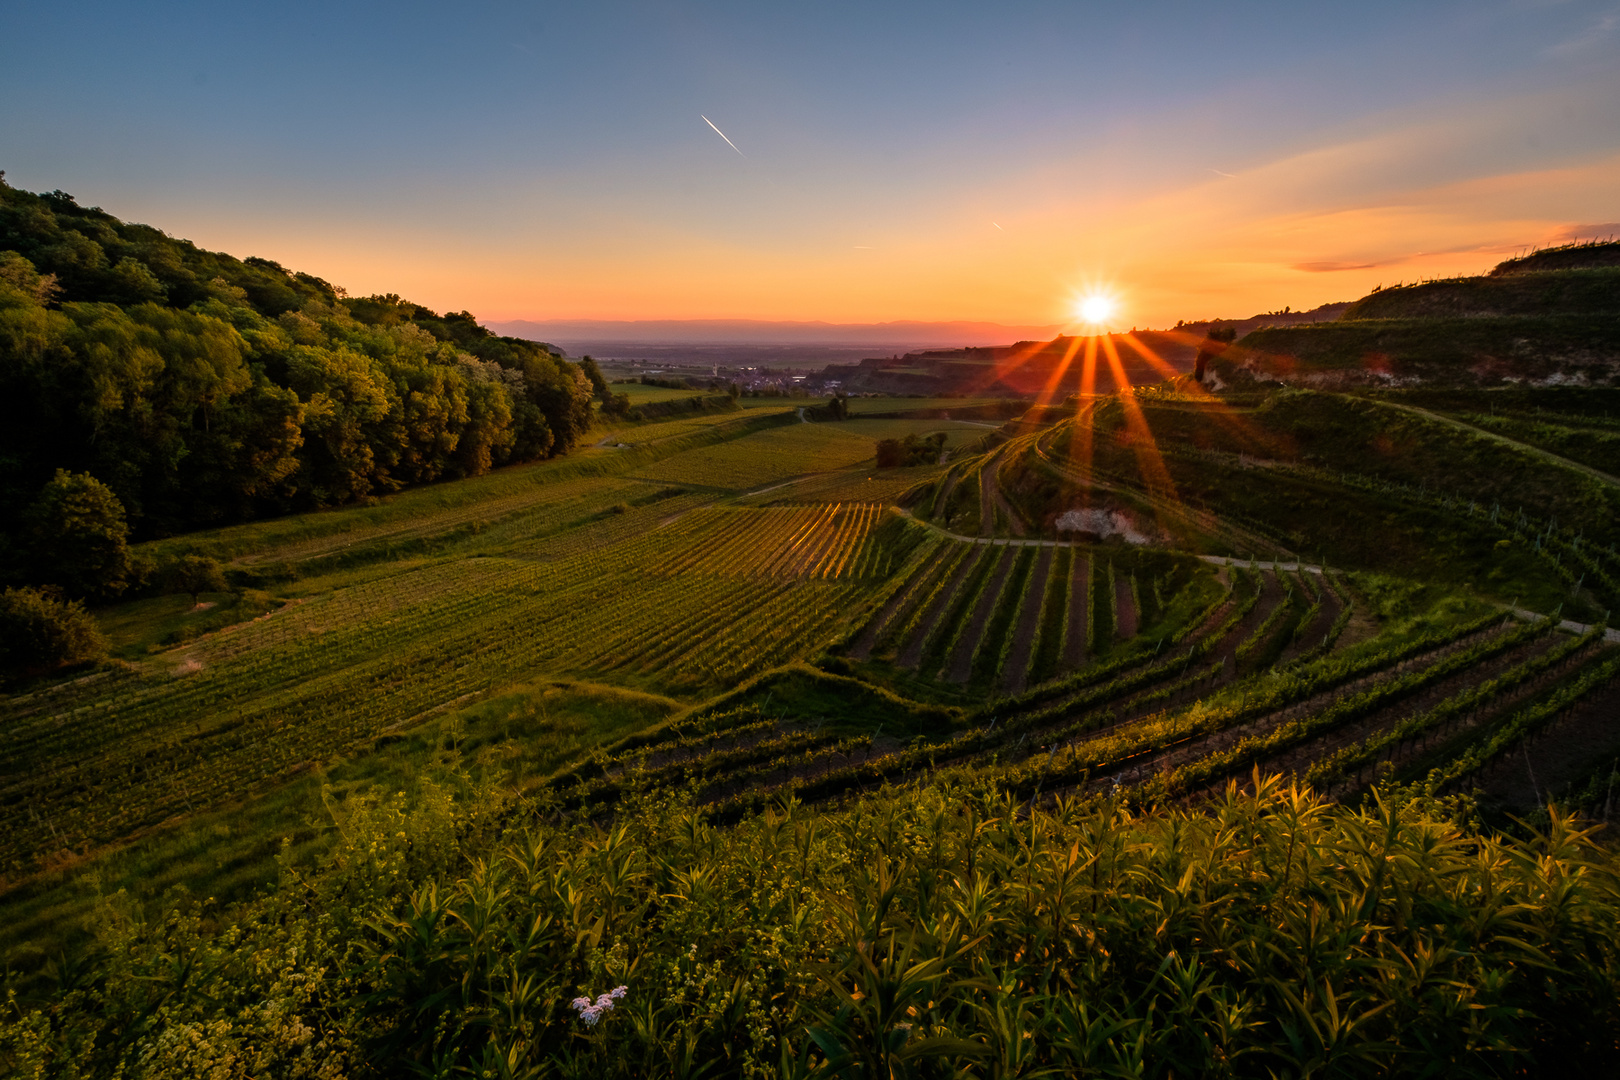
left=1239, top=314, right=1620, bottom=372
left=143, top=407, right=796, bottom=571
left=1232, top=261, right=1620, bottom=385
left=1014, top=390, right=1616, bottom=615
left=1341, top=266, right=1620, bottom=319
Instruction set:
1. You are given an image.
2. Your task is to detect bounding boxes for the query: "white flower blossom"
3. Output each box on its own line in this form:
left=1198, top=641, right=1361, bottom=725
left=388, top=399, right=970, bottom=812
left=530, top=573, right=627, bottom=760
left=571, top=986, right=628, bottom=1026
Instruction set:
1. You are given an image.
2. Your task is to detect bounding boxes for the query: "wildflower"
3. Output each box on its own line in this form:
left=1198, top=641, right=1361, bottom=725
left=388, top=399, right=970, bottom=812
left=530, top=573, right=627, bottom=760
left=571, top=985, right=629, bottom=1026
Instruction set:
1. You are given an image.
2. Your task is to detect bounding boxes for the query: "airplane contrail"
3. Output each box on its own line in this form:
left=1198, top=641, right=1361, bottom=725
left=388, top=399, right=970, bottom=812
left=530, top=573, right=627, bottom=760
left=1210, top=168, right=1236, bottom=178
left=701, top=116, right=745, bottom=157
left=993, top=222, right=1003, bottom=230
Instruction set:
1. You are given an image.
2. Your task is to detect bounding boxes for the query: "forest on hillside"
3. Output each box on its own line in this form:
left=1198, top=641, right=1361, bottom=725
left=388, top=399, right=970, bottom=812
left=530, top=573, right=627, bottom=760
left=0, top=176, right=599, bottom=595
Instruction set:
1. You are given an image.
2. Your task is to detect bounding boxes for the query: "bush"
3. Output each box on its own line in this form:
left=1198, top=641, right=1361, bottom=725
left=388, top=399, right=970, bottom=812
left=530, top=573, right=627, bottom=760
left=876, top=432, right=947, bottom=468
left=24, top=470, right=132, bottom=599
left=163, top=554, right=228, bottom=602
left=0, top=586, right=106, bottom=682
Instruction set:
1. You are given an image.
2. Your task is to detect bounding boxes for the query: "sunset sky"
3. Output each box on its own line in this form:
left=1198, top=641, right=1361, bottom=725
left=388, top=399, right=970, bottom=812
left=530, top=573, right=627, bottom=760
left=4, top=1, right=1618, bottom=330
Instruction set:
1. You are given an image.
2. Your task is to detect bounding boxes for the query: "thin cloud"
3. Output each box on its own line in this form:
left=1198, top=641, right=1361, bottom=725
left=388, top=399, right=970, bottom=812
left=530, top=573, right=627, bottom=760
left=1545, top=9, right=1620, bottom=54
left=1551, top=220, right=1620, bottom=240
left=1292, top=260, right=1384, bottom=272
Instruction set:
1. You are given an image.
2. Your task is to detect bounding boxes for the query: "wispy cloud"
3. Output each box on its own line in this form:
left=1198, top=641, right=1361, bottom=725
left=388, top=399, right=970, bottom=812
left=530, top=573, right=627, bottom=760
left=1545, top=7, right=1620, bottom=54
left=1292, top=260, right=1384, bottom=272
left=1550, top=220, right=1620, bottom=240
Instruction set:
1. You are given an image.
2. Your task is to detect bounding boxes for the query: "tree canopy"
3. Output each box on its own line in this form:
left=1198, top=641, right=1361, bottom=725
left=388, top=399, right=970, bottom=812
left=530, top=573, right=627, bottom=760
left=0, top=178, right=594, bottom=593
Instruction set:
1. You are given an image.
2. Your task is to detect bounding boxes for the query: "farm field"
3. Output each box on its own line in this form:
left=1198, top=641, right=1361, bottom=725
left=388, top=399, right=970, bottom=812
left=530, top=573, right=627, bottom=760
left=608, top=382, right=720, bottom=404
left=632, top=417, right=994, bottom=492
left=731, top=395, right=1023, bottom=415
left=630, top=419, right=881, bottom=489
left=591, top=405, right=793, bottom=445
left=0, top=501, right=915, bottom=881
left=6, top=380, right=1617, bottom=911
left=837, top=416, right=999, bottom=446
left=736, top=462, right=945, bottom=506
left=6, top=361, right=1620, bottom=1076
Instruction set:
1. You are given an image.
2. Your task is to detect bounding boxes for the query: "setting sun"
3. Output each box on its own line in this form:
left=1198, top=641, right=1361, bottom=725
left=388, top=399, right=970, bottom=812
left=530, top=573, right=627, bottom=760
left=1076, top=294, right=1116, bottom=326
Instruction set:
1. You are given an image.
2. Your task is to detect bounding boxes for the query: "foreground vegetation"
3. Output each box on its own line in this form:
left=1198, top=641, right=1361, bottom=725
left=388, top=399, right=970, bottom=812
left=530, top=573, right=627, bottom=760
left=5, top=776, right=1619, bottom=1077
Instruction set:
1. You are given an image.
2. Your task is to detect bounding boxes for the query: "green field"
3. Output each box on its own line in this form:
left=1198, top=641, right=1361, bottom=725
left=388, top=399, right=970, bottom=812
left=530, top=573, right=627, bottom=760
left=630, top=420, right=877, bottom=489
left=610, top=382, right=721, bottom=404
left=7, top=374, right=1620, bottom=1076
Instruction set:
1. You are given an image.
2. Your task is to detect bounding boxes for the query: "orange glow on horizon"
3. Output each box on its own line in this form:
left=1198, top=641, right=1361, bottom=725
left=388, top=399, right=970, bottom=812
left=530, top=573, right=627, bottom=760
left=185, top=136, right=1620, bottom=330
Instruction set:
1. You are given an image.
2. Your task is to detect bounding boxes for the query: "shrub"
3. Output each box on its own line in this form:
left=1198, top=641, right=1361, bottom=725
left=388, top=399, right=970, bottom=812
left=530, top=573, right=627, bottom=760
left=24, top=470, right=132, bottom=599
left=0, top=586, right=106, bottom=682
left=163, top=554, right=228, bottom=603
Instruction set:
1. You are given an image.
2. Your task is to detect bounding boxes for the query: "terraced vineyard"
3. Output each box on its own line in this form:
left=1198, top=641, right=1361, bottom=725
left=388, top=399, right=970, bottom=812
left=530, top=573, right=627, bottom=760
left=5, top=372, right=1620, bottom=996
left=564, top=577, right=1618, bottom=833
left=0, top=499, right=915, bottom=878
left=513, top=380, right=1620, bottom=837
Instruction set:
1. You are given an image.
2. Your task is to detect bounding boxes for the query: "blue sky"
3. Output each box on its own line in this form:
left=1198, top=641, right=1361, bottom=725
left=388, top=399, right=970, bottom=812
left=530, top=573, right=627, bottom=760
left=3, top=1, right=1618, bottom=325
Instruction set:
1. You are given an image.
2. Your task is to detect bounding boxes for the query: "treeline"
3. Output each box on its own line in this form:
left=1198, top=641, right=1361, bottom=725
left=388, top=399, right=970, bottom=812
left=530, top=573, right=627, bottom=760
left=0, top=176, right=596, bottom=595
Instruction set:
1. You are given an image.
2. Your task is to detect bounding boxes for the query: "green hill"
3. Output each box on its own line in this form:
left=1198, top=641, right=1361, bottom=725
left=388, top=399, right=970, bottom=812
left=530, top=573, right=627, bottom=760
left=1491, top=237, right=1620, bottom=274
left=0, top=178, right=595, bottom=561
left=1340, top=266, right=1620, bottom=320
left=1224, top=241, right=1620, bottom=388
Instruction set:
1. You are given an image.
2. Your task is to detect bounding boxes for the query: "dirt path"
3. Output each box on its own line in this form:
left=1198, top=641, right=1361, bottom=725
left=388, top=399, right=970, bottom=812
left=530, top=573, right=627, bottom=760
left=1063, top=555, right=1090, bottom=669
left=1367, top=398, right=1620, bottom=489
left=946, top=548, right=1017, bottom=683
left=1115, top=574, right=1138, bottom=640
left=1001, top=548, right=1055, bottom=694
left=1278, top=571, right=1343, bottom=664
left=896, top=547, right=986, bottom=669
left=1477, top=668, right=1620, bottom=810
left=979, top=451, right=1027, bottom=537
left=848, top=551, right=954, bottom=661
left=1082, top=620, right=1520, bottom=796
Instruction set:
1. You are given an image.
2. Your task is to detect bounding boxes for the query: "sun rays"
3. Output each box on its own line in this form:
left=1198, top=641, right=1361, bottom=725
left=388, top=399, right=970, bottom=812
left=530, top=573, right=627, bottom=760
left=966, top=290, right=1309, bottom=543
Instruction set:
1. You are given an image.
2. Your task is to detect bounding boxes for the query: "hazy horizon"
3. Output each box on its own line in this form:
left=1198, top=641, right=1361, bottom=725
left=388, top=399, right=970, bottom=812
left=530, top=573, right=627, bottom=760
left=486, top=317, right=1066, bottom=351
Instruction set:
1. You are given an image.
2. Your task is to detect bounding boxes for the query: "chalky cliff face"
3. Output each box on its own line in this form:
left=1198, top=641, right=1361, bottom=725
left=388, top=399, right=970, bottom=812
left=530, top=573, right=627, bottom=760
left=1053, top=508, right=1156, bottom=544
